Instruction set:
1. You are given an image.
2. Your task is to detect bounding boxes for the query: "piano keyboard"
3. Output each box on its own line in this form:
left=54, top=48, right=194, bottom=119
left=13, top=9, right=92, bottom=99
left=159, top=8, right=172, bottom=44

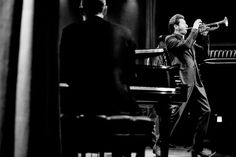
left=129, top=86, right=176, bottom=92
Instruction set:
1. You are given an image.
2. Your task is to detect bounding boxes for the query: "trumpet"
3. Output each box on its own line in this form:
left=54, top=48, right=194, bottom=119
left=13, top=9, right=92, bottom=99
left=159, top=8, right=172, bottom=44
left=187, top=16, right=228, bottom=31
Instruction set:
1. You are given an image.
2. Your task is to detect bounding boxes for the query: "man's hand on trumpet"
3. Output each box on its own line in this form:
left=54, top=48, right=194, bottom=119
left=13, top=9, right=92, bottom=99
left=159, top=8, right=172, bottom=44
left=191, top=19, right=210, bottom=36
left=192, top=19, right=202, bottom=30
left=199, top=23, right=210, bottom=36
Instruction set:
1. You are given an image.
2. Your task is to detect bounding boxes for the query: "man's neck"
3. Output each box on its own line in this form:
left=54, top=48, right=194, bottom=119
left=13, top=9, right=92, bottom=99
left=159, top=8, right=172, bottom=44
left=174, top=31, right=185, bottom=39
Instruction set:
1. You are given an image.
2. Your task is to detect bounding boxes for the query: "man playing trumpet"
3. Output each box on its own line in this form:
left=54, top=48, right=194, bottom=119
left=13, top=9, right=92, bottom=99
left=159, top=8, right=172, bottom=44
left=165, top=14, right=214, bottom=157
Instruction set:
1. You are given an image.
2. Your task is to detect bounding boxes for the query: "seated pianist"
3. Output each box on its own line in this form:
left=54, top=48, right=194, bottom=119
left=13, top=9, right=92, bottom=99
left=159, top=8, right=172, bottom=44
left=59, top=0, right=139, bottom=116
left=59, top=0, right=156, bottom=157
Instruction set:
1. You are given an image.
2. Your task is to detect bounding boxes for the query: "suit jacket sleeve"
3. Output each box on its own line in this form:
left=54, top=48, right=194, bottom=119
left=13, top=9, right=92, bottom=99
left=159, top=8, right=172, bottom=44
left=166, top=29, right=198, bottom=55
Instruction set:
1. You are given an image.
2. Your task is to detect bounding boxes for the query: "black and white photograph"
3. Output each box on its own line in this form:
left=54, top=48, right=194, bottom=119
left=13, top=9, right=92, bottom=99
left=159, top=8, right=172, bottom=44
left=0, top=0, right=235, bottom=157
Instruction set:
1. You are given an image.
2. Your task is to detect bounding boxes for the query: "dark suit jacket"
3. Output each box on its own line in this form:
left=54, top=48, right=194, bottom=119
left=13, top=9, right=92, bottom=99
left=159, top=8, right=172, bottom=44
left=59, top=16, right=137, bottom=115
left=165, top=30, right=210, bottom=137
left=165, top=29, right=208, bottom=87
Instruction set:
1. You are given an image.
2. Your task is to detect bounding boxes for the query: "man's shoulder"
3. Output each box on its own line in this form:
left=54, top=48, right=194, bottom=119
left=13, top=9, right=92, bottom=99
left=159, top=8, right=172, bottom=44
left=165, top=34, right=177, bottom=40
left=165, top=34, right=181, bottom=45
left=61, top=23, right=81, bottom=37
left=63, top=22, right=83, bottom=30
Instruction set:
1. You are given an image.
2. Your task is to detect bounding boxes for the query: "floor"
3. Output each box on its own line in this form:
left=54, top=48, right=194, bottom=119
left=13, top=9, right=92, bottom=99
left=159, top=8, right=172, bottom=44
left=78, top=146, right=236, bottom=157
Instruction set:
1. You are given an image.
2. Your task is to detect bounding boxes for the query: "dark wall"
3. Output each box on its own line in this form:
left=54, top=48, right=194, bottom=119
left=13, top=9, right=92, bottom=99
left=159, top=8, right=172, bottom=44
left=106, top=0, right=146, bottom=49
left=200, top=62, right=236, bottom=155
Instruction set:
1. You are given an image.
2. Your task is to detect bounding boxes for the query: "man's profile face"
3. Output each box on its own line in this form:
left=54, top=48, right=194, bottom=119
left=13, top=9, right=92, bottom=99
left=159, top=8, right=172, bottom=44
left=176, top=18, right=188, bottom=35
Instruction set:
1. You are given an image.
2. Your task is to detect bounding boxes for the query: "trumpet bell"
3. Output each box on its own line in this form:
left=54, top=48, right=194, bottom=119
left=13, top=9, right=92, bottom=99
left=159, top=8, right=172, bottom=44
left=224, top=16, right=228, bottom=27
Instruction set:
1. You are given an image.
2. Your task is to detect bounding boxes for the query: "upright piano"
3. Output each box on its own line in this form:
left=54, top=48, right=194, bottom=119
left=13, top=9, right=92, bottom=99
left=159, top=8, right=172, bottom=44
left=129, top=48, right=188, bottom=157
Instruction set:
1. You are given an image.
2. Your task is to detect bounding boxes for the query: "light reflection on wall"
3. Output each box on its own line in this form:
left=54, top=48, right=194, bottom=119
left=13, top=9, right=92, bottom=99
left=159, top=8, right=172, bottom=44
left=120, top=0, right=139, bottom=35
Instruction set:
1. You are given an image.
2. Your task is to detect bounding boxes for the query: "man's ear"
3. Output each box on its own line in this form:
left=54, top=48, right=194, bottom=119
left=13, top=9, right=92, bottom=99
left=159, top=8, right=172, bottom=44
left=174, top=24, right=178, bottom=30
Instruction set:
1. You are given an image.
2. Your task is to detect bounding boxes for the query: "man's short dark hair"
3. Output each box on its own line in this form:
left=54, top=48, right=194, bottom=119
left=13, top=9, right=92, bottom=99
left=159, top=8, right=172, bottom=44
left=82, top=0, right=106, bottom=16
left=168, top=14, right=184, bottom=34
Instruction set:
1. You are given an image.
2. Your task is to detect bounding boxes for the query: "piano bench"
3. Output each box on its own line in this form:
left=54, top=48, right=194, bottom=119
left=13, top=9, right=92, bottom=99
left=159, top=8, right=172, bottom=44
left=60, top=114, right=155, bottom=157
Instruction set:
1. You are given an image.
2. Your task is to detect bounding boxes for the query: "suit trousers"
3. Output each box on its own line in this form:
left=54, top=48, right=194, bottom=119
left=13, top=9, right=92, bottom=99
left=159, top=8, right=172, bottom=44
left=169, top=84, right=211, bottom=151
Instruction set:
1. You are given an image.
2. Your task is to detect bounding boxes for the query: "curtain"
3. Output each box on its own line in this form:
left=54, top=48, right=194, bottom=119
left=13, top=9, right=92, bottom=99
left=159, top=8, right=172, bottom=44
left=0, top=0, right=18, bottom=156
left=145, top=0, right=156, bottom=49
left=0, top=0, right=61, bottom=157
left=143, top=0, right=156, bottom=65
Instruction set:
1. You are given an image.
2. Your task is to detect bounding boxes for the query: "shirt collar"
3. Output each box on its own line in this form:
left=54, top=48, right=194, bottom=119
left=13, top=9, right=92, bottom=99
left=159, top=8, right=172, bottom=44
left=173, top=33, right=184, bottom=40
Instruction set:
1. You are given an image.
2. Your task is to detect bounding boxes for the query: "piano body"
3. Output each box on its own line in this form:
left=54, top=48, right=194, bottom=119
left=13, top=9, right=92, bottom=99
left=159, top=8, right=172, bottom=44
left=130, top=48, right=188, bottom=104
left=130, top=64, right=188, bottom=103
left=129, top=48, right=188, bottom=157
